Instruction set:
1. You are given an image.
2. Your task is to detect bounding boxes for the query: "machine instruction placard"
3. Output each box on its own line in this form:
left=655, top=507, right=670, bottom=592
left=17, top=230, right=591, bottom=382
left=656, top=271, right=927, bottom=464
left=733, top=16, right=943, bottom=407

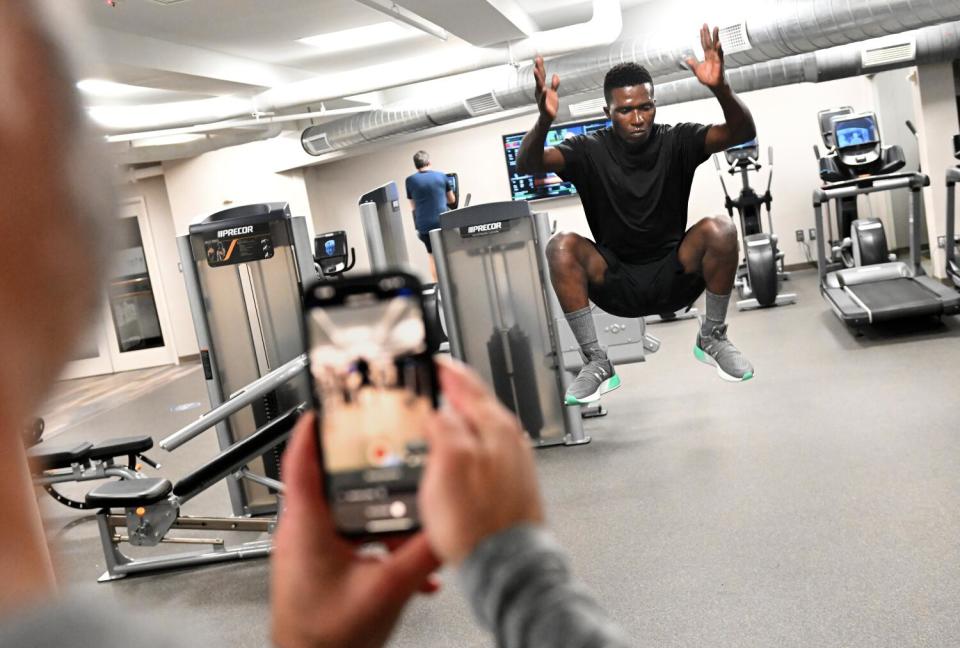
left=204, top=223, right=274, bottom=267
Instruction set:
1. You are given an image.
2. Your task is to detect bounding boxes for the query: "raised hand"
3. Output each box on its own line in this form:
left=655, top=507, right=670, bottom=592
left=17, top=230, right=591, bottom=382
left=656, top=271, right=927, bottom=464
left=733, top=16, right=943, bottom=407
left=533, top=55, right=560, bottom=124
left=685, top=24, right=726, bottom=90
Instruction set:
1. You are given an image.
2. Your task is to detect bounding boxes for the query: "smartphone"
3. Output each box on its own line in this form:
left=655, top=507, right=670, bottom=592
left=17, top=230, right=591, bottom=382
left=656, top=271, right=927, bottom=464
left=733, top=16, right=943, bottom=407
left=303, top=271, right=438, bottom=537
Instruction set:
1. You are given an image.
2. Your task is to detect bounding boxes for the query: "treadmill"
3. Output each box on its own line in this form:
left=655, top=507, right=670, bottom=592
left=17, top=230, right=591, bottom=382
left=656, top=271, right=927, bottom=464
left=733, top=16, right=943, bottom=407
left=813, top=111, right=960, bottom=326
left=945, top=135, right=960, bottom=290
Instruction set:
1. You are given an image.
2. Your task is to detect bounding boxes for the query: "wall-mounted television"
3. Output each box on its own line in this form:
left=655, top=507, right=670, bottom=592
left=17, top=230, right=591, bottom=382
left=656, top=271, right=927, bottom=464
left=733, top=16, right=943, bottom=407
left=502, top=117, right=610, bottom=201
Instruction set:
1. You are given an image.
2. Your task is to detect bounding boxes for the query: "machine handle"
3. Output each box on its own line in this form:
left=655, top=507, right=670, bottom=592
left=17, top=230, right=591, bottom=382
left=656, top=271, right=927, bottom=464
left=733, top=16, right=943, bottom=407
left=765, top=146, right=774, bottom=197
left=813, top=144, right=821, bottom=160
left=905, top=120, right=917, bottom=137
left=712, top=154, right=731, bottom=199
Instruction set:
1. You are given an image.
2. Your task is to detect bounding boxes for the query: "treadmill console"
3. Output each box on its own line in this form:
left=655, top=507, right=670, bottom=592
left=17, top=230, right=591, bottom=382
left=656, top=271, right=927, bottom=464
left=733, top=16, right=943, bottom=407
left=815, top=108, right=904, bottom=182
left=817, top=106, right=853, bottom=150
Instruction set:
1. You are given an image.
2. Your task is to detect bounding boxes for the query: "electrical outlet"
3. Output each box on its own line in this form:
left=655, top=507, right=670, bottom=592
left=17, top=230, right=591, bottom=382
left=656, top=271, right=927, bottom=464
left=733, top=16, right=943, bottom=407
left=808, top=228, right=817, bottom=241
left=937, top=235, right=946, bottom=249
left=795, top=229, right=804, bottom=242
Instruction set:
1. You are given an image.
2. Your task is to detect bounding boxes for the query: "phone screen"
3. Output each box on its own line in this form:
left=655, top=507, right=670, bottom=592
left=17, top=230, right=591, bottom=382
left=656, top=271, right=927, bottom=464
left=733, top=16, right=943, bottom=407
left=305, top=274, right=436, bottom=536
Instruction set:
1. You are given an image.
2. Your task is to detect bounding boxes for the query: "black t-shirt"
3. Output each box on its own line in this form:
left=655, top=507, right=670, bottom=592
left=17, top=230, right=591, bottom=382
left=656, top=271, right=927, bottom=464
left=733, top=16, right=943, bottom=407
left=555, top=123, right=710, bottom=265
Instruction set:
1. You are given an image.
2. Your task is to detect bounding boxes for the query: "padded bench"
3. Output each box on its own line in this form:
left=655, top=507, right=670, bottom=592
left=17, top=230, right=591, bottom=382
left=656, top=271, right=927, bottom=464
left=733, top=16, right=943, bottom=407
left=87, top=435, right=153, bottom=462
left=85, top=478, right=173, bottom=508
left=28, top=442, right=93, bottom=471
left=28, top=436, right=154, bottom=472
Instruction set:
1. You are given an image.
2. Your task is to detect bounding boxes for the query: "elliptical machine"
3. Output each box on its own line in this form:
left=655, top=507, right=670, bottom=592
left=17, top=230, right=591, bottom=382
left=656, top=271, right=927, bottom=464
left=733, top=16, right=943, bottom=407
left=713, top=139, right=796, bottom=310
left=944, top=134, right=960, bottom=290
left=814, top=107, right=897, bottom=269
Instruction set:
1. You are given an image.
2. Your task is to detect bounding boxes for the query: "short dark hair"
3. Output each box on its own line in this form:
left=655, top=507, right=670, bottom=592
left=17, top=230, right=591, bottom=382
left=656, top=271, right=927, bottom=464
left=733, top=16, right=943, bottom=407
left=413, top=150, right=430, bottom=169
left=603, top=63, right=654, bottom=106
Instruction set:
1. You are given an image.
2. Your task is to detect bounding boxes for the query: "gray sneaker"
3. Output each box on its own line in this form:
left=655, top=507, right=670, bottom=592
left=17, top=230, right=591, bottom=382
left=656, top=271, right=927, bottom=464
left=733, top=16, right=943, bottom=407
left=565, top=359, right=620, bottom=405
left=694, top=323, right=754, bottom=382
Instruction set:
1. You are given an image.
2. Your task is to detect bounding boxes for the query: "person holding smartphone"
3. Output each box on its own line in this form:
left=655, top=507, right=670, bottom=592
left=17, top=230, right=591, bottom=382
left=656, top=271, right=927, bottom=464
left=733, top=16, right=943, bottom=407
left=0, top=4, right=629, bottom=647
left=271, top=359, right=631, bottom=648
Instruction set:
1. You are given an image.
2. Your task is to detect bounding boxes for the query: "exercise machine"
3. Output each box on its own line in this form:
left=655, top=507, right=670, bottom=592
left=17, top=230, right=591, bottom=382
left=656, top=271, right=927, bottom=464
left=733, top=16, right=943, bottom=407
left=814, top=107, right=897, bottom=269
left=713, top=138, right=796, bottom=310
left=358, top=182, right=448, bottom=352
left=430, top=201, right=660, bottom=447
left=178, top=203, right=314, bottom=516
left=812, top=111, right=960, bottom=327
left=944, top=134, right=960, bottom=290
left=85, top=356, right=307, bottom=581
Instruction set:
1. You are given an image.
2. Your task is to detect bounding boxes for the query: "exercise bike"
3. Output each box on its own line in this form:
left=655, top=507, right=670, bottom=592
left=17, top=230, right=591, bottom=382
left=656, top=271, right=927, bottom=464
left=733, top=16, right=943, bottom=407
left=713, top=139, right=796, bottom=310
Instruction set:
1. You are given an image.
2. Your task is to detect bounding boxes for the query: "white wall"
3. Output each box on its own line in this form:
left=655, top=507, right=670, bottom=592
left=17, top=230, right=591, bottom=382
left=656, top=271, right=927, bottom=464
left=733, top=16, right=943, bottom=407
left=116, top=175, right=199, bottom=358
left=163, top=139, right=314, bottom=236
left=302, top=75, right=877, bottom=275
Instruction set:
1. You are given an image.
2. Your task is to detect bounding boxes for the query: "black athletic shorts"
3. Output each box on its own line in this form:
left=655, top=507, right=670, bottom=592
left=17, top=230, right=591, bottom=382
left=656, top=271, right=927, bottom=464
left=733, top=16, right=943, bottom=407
left=417, top=231, right=433, bottom=254
left=588, top=242, right=706, bottom=318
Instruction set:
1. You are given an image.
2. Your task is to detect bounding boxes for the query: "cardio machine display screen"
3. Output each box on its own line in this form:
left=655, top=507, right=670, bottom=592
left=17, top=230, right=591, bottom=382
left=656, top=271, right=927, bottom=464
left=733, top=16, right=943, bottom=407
left=315, top=233, right=347, bottom=260
left=502, top=117, right=610, bottom=201
left=835, top=116, right=878, bottom=149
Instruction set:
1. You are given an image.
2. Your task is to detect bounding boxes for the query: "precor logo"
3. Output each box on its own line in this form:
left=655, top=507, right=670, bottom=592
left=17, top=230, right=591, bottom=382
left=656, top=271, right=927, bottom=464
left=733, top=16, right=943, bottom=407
left=217, top=225, right=254, bottom=238
left=467, top=222, right=502, bottom=234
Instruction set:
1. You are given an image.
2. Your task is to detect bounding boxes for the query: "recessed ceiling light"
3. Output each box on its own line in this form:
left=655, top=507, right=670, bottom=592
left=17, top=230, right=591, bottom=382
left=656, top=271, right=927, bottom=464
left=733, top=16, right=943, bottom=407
left=297, top=22, right=416, bottom=55
left=77, top=78, right=156, bottom=98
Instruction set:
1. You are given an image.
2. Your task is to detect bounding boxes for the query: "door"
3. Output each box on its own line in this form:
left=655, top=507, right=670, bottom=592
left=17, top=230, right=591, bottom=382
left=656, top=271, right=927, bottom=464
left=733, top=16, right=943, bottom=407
left=60, top=197, right=177, bottom=379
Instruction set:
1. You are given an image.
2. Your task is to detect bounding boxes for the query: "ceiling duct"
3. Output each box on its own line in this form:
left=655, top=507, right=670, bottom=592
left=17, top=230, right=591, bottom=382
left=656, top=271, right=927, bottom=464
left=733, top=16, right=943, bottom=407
left=650, top=21, right=960, bottom=108
left=303, top=0, right=960, bottom=154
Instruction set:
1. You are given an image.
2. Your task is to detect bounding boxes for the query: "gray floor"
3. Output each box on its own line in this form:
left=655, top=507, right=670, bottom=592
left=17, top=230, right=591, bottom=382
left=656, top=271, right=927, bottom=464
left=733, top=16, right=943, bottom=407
left=38, top=268, right=960, bottom=648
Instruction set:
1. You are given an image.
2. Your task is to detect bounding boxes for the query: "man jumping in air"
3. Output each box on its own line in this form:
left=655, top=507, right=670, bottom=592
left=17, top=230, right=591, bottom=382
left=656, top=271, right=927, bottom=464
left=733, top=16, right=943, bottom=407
left=516, top=24, right=757, bottom=405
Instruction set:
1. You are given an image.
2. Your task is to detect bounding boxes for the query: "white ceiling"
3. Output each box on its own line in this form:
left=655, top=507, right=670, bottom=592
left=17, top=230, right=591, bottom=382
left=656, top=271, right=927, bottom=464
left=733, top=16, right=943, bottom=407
left=70, top=0, right=653, bottom=116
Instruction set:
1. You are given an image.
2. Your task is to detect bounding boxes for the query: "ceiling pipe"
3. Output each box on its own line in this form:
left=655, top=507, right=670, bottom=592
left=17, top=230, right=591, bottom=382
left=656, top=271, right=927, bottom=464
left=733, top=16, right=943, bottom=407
left=304, top=0, right=960, bottom=153
left=107, top=125, right=283, bottom=166
left=104, top=106, right=378, bottom=143
left=640, top=21, right=960, bottom=108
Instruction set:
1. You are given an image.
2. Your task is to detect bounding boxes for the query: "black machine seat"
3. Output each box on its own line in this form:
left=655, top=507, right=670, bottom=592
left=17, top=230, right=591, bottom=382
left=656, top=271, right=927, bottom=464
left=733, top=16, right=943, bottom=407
left=87, top=435, right=153, bottom=462
left=28, top=441, right=93, bottom=471
left=848, top=277, right=945, bottom=321
left=85, top=478, right=172, bottom=508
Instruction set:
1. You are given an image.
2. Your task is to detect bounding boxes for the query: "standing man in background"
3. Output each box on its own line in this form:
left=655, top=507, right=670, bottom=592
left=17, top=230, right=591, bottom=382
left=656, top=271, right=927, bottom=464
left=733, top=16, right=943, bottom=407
left=405, top=150, right=456, bottom=280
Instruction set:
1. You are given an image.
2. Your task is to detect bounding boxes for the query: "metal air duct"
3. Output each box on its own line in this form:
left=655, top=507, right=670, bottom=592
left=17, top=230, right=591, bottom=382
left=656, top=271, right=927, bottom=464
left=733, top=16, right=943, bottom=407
left=303, top=0, right=960, bottom=154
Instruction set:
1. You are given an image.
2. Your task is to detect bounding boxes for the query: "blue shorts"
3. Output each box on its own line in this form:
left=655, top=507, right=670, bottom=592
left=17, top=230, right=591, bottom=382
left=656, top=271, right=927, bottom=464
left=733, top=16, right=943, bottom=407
left=417, top=231, right=433, bottom=254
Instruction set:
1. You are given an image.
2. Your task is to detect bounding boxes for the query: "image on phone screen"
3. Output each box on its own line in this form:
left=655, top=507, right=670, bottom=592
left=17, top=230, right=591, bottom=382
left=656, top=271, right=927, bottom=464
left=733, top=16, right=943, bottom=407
left=306, top=278, right=434, bottom=536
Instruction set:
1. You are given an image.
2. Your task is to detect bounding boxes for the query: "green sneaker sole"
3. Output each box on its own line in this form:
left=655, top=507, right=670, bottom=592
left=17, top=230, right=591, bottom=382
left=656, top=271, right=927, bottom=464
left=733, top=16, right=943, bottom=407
left=694, top=345, right=754, bottom=383
left=564, top=373, right=621, bottom=406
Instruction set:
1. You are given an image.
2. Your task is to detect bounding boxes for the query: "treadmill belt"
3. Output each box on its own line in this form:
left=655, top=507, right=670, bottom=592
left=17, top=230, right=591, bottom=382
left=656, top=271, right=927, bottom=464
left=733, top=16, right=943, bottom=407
left=850, top=278, right=943, bottom=321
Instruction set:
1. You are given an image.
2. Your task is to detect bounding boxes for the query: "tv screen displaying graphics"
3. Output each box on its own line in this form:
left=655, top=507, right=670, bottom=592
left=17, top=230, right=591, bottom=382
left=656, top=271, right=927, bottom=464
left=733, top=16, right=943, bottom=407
left=834, top=115, right=879, bottom=149
left=502, top=117, right=611, bottom=201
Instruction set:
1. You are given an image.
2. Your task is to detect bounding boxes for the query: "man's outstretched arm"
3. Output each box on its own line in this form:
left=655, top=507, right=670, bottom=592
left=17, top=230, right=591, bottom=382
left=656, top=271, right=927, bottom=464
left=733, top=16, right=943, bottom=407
left=516, top=56, right=567, bottom=175
left=686, top=24, right=756, bottom=155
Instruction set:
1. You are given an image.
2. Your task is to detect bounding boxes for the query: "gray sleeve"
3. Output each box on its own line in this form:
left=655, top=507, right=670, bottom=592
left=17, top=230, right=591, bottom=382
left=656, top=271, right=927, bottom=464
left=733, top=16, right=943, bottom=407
left=459, top=524, right=632, bottom=648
